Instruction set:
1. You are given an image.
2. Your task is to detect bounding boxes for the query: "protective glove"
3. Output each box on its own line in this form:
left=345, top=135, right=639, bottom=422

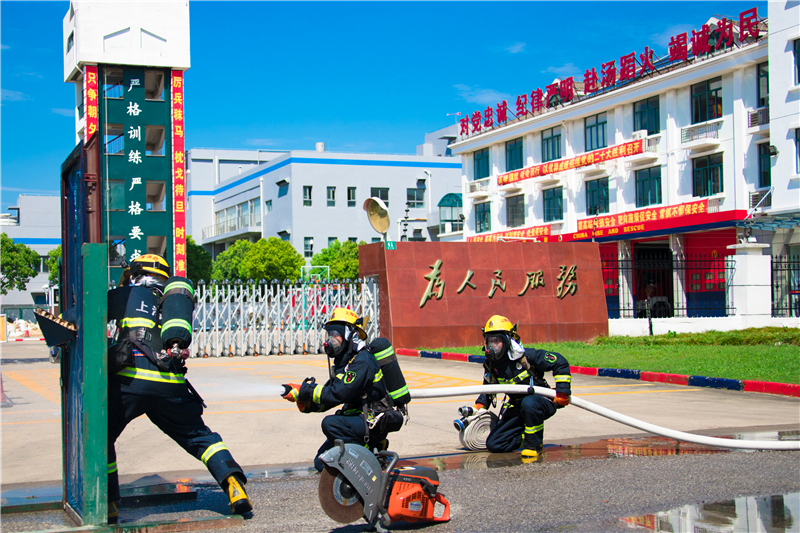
left=298, top=376, right=317, bottom=402
left=553, top=391, right=571, bottom=407
left=474, top=403, right=486, bottom=410
left=281, top=383, right=301, bottom=402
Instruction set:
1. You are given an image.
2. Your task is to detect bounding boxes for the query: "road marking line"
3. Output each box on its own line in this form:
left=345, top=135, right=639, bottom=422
left=1, top=419, right=60, bottom=425
left=579, top=389, right=700, bottom=396
left=2, top=371, right=61, bottom=404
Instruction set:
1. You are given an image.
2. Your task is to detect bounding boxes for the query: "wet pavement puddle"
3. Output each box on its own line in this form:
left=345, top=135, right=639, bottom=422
left=621, top=492, right=799, bottom=532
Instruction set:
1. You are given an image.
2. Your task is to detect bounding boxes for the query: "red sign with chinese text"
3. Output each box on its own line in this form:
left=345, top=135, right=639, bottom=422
left=171, top=70, right=187, bottom=277
left=467, top=224, right=551, bottom=243
left=576, top=199, right=709, bottom=233
left=84, top=65, right=99, bottom=141
left=497, top=140, right=644, bottom=186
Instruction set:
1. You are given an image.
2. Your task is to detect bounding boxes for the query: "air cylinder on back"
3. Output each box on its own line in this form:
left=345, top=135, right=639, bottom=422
left=368, top=337, right=411, bottom=406
left=160, top=276, right=194, bottom=349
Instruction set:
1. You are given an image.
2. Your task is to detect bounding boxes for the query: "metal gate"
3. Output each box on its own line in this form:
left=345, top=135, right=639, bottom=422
left=192, top=279, right=379, bottom=357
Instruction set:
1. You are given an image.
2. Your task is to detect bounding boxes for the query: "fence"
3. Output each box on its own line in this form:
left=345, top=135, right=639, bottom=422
left=772, top=255, right=800, bottom=318
left=191, top=279, right=379, bottom=357
left=602, top=254, right=736, bottom=319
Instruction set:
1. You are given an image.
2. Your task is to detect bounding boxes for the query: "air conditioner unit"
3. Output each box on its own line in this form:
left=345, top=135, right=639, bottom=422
left=632, top=130, right=648, bottom=141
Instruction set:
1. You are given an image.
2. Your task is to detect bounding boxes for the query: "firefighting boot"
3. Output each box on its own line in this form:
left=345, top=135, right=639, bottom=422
left=224, top=475, right=252, bottom=515
left=107, top=501, right=119, bottom=524
left=521, top=446, right=543, bottom=464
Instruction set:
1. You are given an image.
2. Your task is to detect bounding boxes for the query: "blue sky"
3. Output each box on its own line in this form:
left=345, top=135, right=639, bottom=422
left=1, top=1, right=767, bottom=213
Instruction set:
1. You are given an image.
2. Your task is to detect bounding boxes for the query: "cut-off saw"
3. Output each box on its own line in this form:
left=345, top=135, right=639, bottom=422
left=317, top=440, right=451, bottom=532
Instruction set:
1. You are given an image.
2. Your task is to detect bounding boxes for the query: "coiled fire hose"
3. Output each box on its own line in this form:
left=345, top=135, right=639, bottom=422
left=454, top=408, right=498, bottom=450
left=410, top=385, right=800, bottom=451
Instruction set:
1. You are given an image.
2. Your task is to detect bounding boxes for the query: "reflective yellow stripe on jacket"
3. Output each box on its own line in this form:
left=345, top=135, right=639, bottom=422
left=554, top=375, right=572, bottom=384
left=115, top=367, right=185, bottom=384
left=120, top=317, right=156, bottom=329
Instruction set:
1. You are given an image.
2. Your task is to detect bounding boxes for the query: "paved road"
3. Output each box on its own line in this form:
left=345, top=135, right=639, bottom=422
left=1, top=341, right=799, bottom=532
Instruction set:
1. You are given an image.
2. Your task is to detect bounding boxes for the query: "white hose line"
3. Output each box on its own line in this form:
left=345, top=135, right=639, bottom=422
left=410, top=385, right=800, bottom=451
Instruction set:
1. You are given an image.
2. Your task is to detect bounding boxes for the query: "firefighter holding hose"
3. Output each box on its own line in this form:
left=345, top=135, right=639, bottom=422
left=466, top=315, right=572, bottom=460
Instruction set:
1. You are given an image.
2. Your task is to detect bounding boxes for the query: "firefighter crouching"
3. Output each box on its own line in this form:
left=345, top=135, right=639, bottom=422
left=106, top=254, right=252, bottom=523
left=467, top=315, right=572, bottom=461
left=281, top=308, right=406, bottom=472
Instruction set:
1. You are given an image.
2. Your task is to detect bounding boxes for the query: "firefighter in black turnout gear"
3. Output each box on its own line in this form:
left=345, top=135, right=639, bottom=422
left=282, top=308, right=405, bottom=472
left=106, top=254, right=252, bottom=523
left=471, top=315, right=572, bottom=461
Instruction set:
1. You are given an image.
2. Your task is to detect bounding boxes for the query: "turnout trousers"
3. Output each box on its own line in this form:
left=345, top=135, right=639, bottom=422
left=107, top=384, right=244, bottom=503
left=485, top=394, right=557, bottom=453
left=314, top=413, right=388, bottom=472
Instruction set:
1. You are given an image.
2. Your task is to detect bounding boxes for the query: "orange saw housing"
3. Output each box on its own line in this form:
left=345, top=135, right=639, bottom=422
left=384, top=467, right=451, bottom=523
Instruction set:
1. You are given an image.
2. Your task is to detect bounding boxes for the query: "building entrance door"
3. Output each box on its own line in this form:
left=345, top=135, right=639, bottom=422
left=633, top=241, right=674, bottom=319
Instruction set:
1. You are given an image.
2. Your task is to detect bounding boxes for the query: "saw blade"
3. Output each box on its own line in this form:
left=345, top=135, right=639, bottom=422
left=318, top=466, right=364, bottom=524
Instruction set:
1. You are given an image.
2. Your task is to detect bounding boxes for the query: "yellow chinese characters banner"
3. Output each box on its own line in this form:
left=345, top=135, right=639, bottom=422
left=497, top=139, right=644, bottom=186
left=576, top=199, right=709, bottom=233
left=467, top=224, right=551, bottom=243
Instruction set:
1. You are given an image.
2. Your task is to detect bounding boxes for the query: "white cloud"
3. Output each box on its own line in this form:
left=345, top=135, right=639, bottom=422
left=540, top=63, right=581, bottom=78
left=505, top=42, right=526, bottom=54
left=52, top=108, right=74, bottom=117
left=651, top=24, right=695, bottom=50
left=453, top=84, right=510, bottom=106
left=1, top=89, right=30, bottom=101
left=1, top=44, right=9, bottom=50
left=1, top=186, right=58, bottom=194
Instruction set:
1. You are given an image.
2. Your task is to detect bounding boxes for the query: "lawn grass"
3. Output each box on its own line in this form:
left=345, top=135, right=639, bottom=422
left=420, top=327, right=800, bottom=384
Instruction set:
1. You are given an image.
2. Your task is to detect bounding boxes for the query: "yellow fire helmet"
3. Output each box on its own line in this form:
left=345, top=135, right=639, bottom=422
left=482, top=315, right=520, bottom=342
left=325, top=307, right=368, bottom=340
left=130, top=254, right=170, bottom=280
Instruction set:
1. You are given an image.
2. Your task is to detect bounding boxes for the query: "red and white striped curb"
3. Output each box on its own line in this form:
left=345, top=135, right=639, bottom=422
left=4, top=338, right=46, bottom=342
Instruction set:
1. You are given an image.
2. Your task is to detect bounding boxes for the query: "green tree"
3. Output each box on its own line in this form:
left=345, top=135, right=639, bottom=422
left=1, top=232, right=41, bottom=295
left=310, top=239, right=365, bottom=281
left=211, top=239, right=252, bottom=283
left=241, top=237, right=305, bottom=282
left=186, top=235, right=212, bottom=285
left=45, top=245, right=61, bottom=285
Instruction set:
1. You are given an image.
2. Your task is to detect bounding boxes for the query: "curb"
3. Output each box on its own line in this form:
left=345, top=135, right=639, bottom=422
left=395, top=348, right=800, bottom=398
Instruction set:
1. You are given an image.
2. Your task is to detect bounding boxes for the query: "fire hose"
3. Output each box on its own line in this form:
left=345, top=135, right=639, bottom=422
left=410, top=385, right=800, bottom=451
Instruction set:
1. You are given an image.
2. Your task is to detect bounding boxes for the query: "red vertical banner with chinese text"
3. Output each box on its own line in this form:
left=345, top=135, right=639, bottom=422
left=84, top=65, right=99, bottom=141
left=171, top=70, right=187, bottom=277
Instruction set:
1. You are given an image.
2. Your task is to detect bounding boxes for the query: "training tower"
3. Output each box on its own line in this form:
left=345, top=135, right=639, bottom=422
left=57, top=1, right=190, bottom=525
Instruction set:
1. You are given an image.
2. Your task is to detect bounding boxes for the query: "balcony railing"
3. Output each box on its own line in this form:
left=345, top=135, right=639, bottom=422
left=467, top=177, right=491, bottom=194
left=681, top=122, right=721, bottom=144
left=748, top=107, right=769, bottom=128
left=202, top=214, right=261, bottom=240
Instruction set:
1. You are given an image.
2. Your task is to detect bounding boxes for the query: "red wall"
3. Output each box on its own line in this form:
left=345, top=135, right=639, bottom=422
left=359, top=241, right=609, bottom=349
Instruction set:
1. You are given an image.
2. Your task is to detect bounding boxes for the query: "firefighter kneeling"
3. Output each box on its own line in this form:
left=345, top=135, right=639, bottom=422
left=282, top=308, right=408, bottom=472
left=106, top=255, right=252, bottom=523
left=464, top=315, right=572, bottom=462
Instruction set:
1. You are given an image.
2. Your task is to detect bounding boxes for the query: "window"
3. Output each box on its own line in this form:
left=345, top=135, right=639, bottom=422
left=635, top=166, right=662, bottom=208
left=347, top=187, right=356, bottom=207
left=249, top=198, right=260, bottom=218
left=265, top=199, right=272, bottom=213
left=506, top=137, right=523, bottom=171
left=543, top=187, right=563, bottom=222
left=438, top=193, right=463, bottom=234
left=304, top=237, right=313, bottom=258
left=328, top=237, right=337, bottom=247
left=372, top=237, right=381, bottom=243
left=757, top=63, right=769, bottom=108
left=103, top=68, right=123, bottom=99
left=634, top=96, right=660, bottom=135
left=795, top=40, right=800, bottom=85
left=796, top=129, right=800, bottom=174
left=145, top=181, right=166, bottom=211
left=144, top=125, right=165, bottom=156
left=66, top=32, right=74, bottom=53
left=370, top=187, right=389, bottom=207
left=407, top=188, right=424, bottom=209
left=108, top=180, right=125, bottom=211
left=348, top=237, right=357, bottom=243
left=474, top=148, right=490, bottom=180
left=692, top=153, right=724, bottom=197
left=585, top=112, right=607, bottom=151
left=758, top=143, right=772, bottom=188
left=303, top=186, right=312, bottom=207
left=475, top=202, right=491, bottom=233
left=691, top=77, right=722, bottom=124
left=506, top=195, right=525, bottom=228
left=542, top=127, right=561, bottom=163
left=144, top=69, right=164, bottom=101
left=278, top=231, right=290, bottom=242
left=327, top=186, right=336, bottom=207
left=104, top=124, right=124, bottom=155
left=586, top=178, right=609, bottom=215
